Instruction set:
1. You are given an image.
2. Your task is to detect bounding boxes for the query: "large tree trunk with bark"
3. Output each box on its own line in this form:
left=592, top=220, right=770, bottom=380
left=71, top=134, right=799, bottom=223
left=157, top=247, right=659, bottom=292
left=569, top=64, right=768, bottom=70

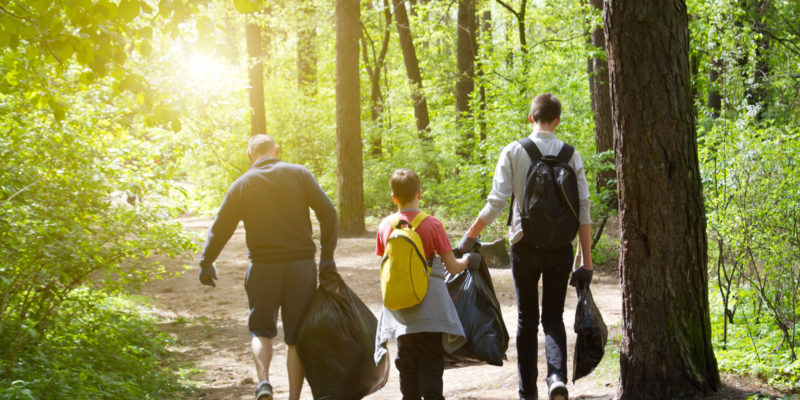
left=393, top=0, right=431, bottom=136
left=297, top=2, right=317, bottom=95
left=604, top=0, right=720, bottom=398
left=246, top=22, right=266, bottom=136
left=336, top=0, right=365, bottom=235
left=456, top=0, right=476, bottom=159
left=455, top=0, right=475, bottom=120
left=587, top=0, right=615, bottom=213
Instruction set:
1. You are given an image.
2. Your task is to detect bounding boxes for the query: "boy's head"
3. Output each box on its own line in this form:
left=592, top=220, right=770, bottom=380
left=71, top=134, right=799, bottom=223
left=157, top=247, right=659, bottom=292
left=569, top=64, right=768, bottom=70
left=528, top=93, right=561, bottom=124
left=390, top=168, right=421, bottom=205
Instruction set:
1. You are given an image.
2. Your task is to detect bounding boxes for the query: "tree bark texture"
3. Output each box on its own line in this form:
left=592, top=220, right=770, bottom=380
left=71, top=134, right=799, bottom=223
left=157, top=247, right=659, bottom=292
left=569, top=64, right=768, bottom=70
left=707, top=58, right=722, bottom=117
left=603, top=1, right=720, bottom=398
left=587, top=0, right=616, bottom=212
left=246, top=22, right=266, bottom=136
left=297, top=2, right=317, bottom=94
left=393, top=0, right=431, bottom=136
left=456, top=0, right=476, bottom=120
left=336, top=0, right=365, bottom=235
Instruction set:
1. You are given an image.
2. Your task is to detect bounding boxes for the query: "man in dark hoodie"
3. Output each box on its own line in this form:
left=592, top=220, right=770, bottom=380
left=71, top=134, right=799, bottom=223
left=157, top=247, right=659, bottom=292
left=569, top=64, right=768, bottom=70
left=197, top=134, right=338, bottom=400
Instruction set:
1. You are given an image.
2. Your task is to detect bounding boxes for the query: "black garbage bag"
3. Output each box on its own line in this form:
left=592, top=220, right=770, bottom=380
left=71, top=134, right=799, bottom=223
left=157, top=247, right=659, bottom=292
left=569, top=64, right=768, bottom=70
left=573, top=283, right=607, bottom=381
left=444, top=247, right=509, bottom=368
left=296, top=270, right=390, bottom=399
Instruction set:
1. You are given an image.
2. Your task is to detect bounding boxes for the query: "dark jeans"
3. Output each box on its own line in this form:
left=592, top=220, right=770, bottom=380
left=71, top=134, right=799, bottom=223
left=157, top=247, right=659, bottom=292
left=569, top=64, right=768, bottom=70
left=510, top=242, right=572, bottom=400
left=396, top=332, right=445, bottom=400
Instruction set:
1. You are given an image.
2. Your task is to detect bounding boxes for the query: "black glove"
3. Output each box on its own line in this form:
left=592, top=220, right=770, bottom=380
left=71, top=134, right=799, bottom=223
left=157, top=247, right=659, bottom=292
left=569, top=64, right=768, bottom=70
left=318, top=260, right=339, bottom=291
left=454, top=235, right=477, bottom=257
left=466, top=252, right=482, bottom=271
left=199, top=264, right=217, bottom=287
left=569, top=266, right=593, bottom=287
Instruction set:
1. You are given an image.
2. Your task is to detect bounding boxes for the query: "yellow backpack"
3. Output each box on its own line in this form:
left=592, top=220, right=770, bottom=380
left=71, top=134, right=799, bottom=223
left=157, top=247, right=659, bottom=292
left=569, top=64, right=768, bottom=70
left=380, top=212, right=430, bottom=310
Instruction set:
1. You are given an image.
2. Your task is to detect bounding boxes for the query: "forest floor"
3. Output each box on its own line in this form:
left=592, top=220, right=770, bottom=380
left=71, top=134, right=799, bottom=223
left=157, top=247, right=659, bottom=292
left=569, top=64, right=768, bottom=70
left=141, top=215, right=787, bottom=400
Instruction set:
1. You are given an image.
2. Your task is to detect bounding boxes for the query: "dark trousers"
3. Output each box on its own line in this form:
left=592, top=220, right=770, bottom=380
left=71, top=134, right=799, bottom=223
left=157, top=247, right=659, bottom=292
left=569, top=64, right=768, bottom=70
left=396, top=332, right=445, bottom=400
left=510, top=242, right=572, bottom=400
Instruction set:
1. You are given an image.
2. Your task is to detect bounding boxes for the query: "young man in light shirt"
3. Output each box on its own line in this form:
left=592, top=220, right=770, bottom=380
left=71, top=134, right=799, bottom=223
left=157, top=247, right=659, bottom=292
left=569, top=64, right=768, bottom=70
left=457, top=93, right=594, bottom=400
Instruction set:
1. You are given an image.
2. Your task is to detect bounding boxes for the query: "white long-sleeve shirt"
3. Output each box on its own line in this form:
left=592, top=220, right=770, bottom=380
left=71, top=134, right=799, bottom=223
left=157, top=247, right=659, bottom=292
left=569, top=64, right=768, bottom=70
left=478, top=130, right=592, bottom=245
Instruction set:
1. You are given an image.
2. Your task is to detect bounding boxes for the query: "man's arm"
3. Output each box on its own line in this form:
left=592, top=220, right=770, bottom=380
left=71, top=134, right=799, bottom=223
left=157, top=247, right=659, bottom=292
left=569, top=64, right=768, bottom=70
left=572, top=151, right=592, bottom=270
left=459, top=145, right=514, bottom=251
left=199, top=183, right=242, bottom=268
left=305, top=170, right=338, bottom=261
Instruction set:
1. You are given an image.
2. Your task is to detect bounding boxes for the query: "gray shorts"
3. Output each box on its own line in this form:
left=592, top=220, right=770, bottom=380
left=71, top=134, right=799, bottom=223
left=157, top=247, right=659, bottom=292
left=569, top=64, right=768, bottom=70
left=244, top=259, right=316, bottom=344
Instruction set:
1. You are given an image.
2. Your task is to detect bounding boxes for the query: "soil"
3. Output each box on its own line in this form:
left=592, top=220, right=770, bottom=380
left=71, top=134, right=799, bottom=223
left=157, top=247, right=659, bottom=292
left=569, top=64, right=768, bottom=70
left=141, top=215, right=788, bottom=400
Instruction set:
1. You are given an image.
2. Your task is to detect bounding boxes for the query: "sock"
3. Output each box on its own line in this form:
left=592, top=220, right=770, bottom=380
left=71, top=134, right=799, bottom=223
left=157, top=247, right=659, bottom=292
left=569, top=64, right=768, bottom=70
left=258, top=380, right=271, bottom=388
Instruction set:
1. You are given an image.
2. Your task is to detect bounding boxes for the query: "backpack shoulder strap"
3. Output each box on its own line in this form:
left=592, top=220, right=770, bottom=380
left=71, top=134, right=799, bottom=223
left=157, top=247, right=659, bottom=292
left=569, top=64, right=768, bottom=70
left=410, top=212, right=429, bottom=230
left=518, top=138, right=543, bottom=163
left=557, top=143, right=575, bottom=164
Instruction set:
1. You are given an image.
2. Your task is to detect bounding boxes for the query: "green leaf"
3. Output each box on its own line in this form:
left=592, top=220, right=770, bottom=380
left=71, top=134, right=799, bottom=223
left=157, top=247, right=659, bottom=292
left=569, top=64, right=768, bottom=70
left=6, top=70, right=20, bottom=86
left=138, top=41, right=152, bottom=57
left=233, top=0, right=261, bottom=14
left=119, top=0, right=140, bottom=22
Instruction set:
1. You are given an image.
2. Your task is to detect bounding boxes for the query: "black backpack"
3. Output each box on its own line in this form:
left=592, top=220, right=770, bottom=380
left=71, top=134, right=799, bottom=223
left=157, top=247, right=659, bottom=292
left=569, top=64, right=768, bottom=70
left=508, top=138, right=580, bottom=250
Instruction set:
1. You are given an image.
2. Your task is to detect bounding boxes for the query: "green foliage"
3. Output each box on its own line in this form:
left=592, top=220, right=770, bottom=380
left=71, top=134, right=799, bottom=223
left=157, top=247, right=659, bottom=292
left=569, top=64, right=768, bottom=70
left=710, top=290, right=800, bottom=392
left=0, top=289, right=191, bottom=399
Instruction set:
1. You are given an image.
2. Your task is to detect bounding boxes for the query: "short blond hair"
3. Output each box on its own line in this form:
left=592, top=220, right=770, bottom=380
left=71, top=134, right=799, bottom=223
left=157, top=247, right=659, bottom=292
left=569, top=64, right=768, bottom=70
left=248, top=134, right=277, bottom=158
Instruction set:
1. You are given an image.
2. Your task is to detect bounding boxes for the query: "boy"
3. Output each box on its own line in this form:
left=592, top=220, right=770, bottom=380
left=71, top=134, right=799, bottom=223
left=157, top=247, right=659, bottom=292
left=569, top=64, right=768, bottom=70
left=374, top=168, right=480, bottom=400
left=457, top=94, right=593, bottom=400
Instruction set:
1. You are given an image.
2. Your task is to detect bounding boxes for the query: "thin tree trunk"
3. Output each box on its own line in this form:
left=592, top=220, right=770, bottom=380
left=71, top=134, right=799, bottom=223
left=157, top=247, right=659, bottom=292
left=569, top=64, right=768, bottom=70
left=495, top=0, right=527, bottom=56
left=297, top=2, right=317, bottom=95
left=336, top=0, right=365, bottom=235
left=361, top=0, right=393, bottom=155
left=707, top=58, right=722, bottom=117
left=604, top=0, right=720, bottom=397
left=477, top=9, right=491, bottom=143
left=587, top=0, right=616, bottom=212
left=393, top=0, right=431, bottom=137
left=246, top=21, right=266, bottom=136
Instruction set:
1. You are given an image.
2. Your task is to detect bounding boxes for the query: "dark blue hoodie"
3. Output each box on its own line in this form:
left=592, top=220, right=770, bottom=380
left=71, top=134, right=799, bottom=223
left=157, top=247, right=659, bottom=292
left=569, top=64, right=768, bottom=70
left=199, top=157, right=337, bottom=267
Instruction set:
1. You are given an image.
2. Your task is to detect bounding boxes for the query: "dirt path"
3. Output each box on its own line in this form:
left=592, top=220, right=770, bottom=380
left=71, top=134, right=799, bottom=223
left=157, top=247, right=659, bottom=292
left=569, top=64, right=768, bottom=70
left=142, top=216, right=778, bottom=400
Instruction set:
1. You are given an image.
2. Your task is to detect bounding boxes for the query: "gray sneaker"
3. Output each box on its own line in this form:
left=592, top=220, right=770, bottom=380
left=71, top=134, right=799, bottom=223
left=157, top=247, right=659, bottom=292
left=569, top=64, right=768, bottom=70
left=255, top=382, right=273, bottom=400
left=546, top=374, right=568, bottom=400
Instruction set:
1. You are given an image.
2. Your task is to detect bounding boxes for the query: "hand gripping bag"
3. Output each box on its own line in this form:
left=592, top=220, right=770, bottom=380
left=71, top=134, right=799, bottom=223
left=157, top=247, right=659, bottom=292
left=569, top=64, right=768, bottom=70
left=443, top=244, right=509, bottom=367
left=572, top=283, right=608, bottom=381
left=297, top=270, right=390, bottom=399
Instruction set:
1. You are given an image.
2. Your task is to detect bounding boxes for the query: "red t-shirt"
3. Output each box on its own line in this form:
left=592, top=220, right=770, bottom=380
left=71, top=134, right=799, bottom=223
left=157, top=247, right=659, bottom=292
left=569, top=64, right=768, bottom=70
left=376, top=211, right=453, bottom=260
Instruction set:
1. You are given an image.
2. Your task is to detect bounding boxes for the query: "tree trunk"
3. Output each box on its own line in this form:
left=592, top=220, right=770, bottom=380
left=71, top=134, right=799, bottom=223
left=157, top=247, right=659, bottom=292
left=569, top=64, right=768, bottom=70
left=603, top=0, right=720, bottom=397
left=297, top=2, right=317, bottom=95
left=587, top=0, right=615, bottom=212
left=336, top=0, right=365, bottom=235
left=456, top=0, right=476, bottom=159
left=455, top=0, right=475, bottom=121
left=477, top=9, right=491, bottom=143
left=246, top=22, right=266, bottom=136
left=707, top=58, right=722, bottom=117
left=361, top=0, right=392, bottom=155
left=393, top=0, right=431, bottom=137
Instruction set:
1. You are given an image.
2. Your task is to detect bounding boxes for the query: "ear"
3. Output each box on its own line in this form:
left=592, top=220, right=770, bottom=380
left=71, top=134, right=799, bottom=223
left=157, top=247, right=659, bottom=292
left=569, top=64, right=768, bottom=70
left=247, top=150, right=254, bottom=162
left=274, top=146, right=280, bottom=157
left=528, top=113, right=534, bottom=124
left=554, top=117, right=561, bottom=127
left=416, top=191, right=422, bottom=200
left=391, top=193, right=399, bottom=204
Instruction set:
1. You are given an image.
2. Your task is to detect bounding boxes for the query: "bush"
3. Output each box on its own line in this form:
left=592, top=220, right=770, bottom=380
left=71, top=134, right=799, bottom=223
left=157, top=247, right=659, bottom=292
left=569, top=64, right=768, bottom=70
left=0, top=290, right=191, bottom=400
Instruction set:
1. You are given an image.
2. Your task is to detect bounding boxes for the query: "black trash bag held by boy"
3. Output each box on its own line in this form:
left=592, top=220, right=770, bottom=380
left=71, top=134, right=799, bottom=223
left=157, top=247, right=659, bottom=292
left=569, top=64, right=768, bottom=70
left=297, top=267, right=390, bottom=400
left=572, top=282, right=607, bottom=381
left=444, top=242, right=509, bottom=367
